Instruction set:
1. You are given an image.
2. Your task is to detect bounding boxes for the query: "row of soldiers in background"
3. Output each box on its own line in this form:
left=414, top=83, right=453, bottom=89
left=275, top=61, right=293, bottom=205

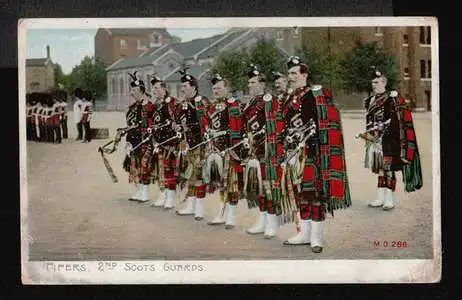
left=26, top=90, right=69, bottom=143
left=99, top=56, right=422, bottom=254
left=73, top=88, right=94, bottom=143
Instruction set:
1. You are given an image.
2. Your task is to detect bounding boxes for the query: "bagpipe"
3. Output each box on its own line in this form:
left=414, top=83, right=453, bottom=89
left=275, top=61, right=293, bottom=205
left=355, top=119, right=391, bottom=174
left=97, top=123, right=141, bottom=183
left=281, top=118, right=317, bottom=168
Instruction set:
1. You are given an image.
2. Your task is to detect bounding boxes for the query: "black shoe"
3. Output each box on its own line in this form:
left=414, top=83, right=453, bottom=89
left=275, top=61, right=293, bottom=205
left=311, top=246, right=323, bottom=253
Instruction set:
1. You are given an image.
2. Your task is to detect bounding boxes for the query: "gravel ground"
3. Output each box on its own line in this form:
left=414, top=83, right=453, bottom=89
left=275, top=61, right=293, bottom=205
left=23, top=111, right=435, bottom=261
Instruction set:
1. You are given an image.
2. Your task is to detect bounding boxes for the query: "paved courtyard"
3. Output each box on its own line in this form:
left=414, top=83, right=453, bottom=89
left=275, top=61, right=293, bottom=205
left=23, top=111, right=436, bottom=261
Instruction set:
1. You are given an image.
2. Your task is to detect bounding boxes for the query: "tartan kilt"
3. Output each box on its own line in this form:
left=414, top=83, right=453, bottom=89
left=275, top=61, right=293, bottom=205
left=291, top=144, right=322, bottom=203
left=182, top=146, right=206, bottom=183
left=126, top=142, right=154, bottom=184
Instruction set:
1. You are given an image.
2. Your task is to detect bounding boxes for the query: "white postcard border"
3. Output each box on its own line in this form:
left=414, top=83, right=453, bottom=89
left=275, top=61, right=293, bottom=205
left=18, top=16, right=441, bottom=284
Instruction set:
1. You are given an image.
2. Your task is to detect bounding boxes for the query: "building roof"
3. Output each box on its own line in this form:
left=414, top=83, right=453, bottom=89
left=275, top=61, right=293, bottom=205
left=26, top=58, right=51, bottom=67
left=196, top=29, right=251, bottom=60
left=171, top=34, right=227, bottom=58
left=105, top=28, right=172, bottom=39
left=106, top=33, right=228, bottom=71
left=163, top=65, right=210, bottom=82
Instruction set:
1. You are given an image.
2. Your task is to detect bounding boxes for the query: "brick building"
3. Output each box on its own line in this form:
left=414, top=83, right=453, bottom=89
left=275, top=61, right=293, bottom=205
left=301, top=26, right=433, bottom=110
left=94, top=28, right=173, bottom=67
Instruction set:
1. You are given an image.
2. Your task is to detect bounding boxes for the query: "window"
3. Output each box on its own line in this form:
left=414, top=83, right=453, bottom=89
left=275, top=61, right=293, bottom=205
left=150, top=34, right=160, bottom=47
left=30, top=82, right=40, bottom=90
left=120, top=39, right=127, bottom=50
left=420, top=60, right=426, bottom=78
left=420, top=60, right=432, bottom=79
left=403, top=34, right=409, bottom=45
left=112, top=78, right=116, bottom=94
left=404, top=67, right=409, bottom=77
left=420, top=26, right=431, bottom=45
left=168, top=62, right=175, bottom=70
left=137, top=40, right=146, bottom=50
left=119, top=77, right=124, bottom=94
left=427, top=60, right=432, bottom=78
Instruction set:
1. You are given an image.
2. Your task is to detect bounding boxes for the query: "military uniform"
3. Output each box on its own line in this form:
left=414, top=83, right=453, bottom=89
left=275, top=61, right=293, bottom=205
left=280, top=56, right=351, bottom=253
left=174, top=69, right=210, bottom=221
left=149, top=75, right=180, bottom=210
left=123, top=71, right=156, bottom=203
left=204, top=74, right=246, bottom=229
left=81, top=91, right=93, bottom=143
left=363, top=68, right=423, bottom=210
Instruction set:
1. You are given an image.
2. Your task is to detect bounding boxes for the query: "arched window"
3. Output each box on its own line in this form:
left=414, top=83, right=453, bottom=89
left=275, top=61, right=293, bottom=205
left=119, top=77, right=124, bottom=94
left=111, top=77, right=116, bottom=94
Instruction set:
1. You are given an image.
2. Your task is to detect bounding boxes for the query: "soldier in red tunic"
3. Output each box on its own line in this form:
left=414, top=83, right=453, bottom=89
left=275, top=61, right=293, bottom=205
left=280, top=56, right=351, bottom=253
left=174, top=68, right=210, bottom=221
left=50, top=91, right=62, bottom=143
left=361, top=67, right=423, bottom=210
left=123, top=71, right=156, bottom=203
left=204, top=74, right=246, bottom=230
left=149, top=74, right=180, bottom=210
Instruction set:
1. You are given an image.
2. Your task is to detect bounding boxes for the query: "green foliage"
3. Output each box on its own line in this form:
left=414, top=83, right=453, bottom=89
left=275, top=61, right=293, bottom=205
left=68, top=56, right=107, bottom=99
left=339, top=42, right=400, bottom=94
left=171, top=35, right=182, bottom=43
left=248, top=39, right=287, bottom=86
left=53, top=63, right=66, bottom=89
left=209, top=39, right=287, bottom=94
left=295, top=45, right=341, bottom=89
left=208, top=50, right=250, bottom=93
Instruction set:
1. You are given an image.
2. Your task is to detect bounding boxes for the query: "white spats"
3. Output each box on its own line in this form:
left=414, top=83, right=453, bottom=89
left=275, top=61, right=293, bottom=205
left=163, top=189, right=177, bottom=210
left=129, top=185, right=142, bottom=201
left=310, top=221, right=324, bottom=253
left=382, top=188, right=396, bottom=211
left=151, top=189, right=167, bottom=207
left=207, top=204, right=226, bottom=225
left=246, top=212, right=267, bottom=234
left=176, top=197, right=196, bottom=215
left=264, top=213, right=280, bottom=239
left=194, top=198, right=204, bottom=220
left=225, top=204, right=237, bottom=229
left=138, top=184, right=149, bottom=202
left=368, top=187, right=386, bottom=207
left=283, top=219, right=311, bottom=245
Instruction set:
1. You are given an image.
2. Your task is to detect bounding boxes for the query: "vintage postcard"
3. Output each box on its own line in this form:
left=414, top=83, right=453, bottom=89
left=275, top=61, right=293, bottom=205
left=19, top=17, right=440, bottom=284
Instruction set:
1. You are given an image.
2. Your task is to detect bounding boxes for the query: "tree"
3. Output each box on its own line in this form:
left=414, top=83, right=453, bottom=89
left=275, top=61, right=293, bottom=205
left=53, top=63, right=67, bottom=89
left=208, top=50, right=250, bottom=94
left=171, top=35, right=182, bottom=43
left=68, top=56, right=107, bottom=100
left=339, top=42, right=399, bottom=94
left=294, top=45, right=342, bottom=90
left=209, top=39, right=287, bottom=94
left=248, top=39, right=287, bottom=88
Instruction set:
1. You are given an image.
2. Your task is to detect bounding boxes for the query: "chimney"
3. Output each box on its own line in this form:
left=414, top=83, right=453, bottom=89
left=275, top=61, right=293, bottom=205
left=46, top=45, right=50, bottom=59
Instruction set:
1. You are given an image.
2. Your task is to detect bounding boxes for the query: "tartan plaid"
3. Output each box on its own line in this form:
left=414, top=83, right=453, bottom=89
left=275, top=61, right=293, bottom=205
left=378, top=173, right=397, bottom=191
left=312, top=87, right=351, bottom=213
left=394, top=93, right=423, bottom=192
left=281, top=86, right=351, bottom=216
left=263, top=94, right=285, bottom=216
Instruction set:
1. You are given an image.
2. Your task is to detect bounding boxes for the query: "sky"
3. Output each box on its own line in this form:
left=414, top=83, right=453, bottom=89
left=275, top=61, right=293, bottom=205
left=27, top=28, right=230, bottom=74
